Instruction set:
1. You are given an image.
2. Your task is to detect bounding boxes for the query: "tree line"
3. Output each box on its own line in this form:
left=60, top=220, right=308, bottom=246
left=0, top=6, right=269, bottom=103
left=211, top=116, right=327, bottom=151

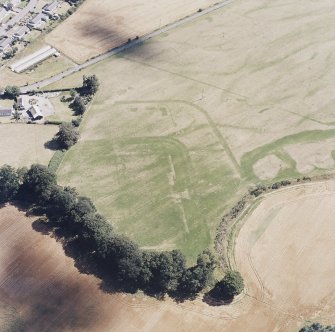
left=0, top=74, right=243, bottom=300
left=0, top=164, right=243, bottom=299
left=53, top=75, right=100, bottom=149
left=299, top=323, right=335, bottom=332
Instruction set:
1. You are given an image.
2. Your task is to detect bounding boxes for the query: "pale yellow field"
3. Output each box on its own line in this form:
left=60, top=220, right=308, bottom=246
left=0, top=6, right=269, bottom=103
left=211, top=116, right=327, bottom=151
left=226, top=181, right=335, bottom=331
left=46, top=0, right=220, bottom=63
left=51, top=0, right=335, bottom=259
left=0, top=124, right=58, bottom=167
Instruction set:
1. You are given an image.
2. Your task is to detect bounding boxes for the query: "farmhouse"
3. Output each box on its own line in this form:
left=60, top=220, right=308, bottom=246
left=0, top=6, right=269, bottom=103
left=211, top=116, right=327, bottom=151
left=0, top=8, right=8, bottom=23
left=0, top=37, right=12, bottom=52
left=42, top=1, right=59, bottom=16
left=27, top=13, right=49, bottom=29
left=13, top=26, right=30, bottom=40
left=0, top=107, right=12, bottom=117
left=28, top=105, right=43, bottom=120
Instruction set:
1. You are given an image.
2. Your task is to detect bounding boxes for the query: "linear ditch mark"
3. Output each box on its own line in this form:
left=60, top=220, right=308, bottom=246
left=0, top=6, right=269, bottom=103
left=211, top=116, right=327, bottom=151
left=115, top=100, right=242, bottom=177
left=121, top=55, right=249, bottom=100
left=21, top=0, right=236, bottom=93
left=168, top=155, right=190, bottom=234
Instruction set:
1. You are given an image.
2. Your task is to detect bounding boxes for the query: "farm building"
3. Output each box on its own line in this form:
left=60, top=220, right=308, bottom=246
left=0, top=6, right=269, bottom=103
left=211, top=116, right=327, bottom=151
left=27, top=13, right=49, bottom=29
left=0, top=37, right=12, bottom=53
left=28, top=105, right=43, bottom=120
left=0, top=107, right=12, bottom=117
left=42, top=1, right=59, bottom=16
left=17, top=95, right=30, bottom=110
left=13, top=26, right=30, bottom=40
left=10, top=46, right=57, bottom=73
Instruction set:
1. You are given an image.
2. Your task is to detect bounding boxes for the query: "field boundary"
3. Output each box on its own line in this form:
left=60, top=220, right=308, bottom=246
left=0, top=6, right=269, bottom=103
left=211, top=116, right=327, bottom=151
left=216, top=174, right=335, bottom=271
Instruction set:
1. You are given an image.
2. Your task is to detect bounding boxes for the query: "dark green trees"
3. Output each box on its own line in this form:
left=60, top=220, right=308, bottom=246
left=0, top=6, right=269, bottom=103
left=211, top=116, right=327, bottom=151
left=82, top=75, right=100, bottom=96
left=179, top=249, right=216, bottom=296
left=4, top=85, right=20, bottom=99
left=55, top=123, right=80, bottom=149
left=216, top=270, right=244, bottom=300
left=71, top=96, right=86, bottom=115
left=6, top=163, right=219, bottom=299
left=0, top=165, right=21, bottom=204
left=20, top=164, right=57, bottom=204
left=299, top=323, right=335, bottom=332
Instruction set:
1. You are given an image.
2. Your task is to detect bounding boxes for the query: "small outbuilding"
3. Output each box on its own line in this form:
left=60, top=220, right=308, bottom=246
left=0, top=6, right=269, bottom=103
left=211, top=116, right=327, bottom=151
left=42, top=1, right=59, bottom=16
left=0, top=37, right=12, bottom=53
left=27, top=13, right=49, bottom=29
left=0, top=8, right=8, bottom=23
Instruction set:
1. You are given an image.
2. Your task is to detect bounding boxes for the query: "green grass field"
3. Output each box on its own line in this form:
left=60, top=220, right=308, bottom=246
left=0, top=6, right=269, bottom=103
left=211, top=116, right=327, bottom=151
left=55, top=0, right=335, bottom=261
left=59, top=101, right=240, bottom=260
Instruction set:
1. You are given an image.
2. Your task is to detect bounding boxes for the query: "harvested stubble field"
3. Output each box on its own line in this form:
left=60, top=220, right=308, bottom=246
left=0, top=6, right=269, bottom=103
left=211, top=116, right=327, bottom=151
left=230, top=180, right=335, bottom=331
left=0, top=124, right=58, bottom=167
left=45, top=0, right=220, bottom=63
left=55, top=0, right=335, bottom=260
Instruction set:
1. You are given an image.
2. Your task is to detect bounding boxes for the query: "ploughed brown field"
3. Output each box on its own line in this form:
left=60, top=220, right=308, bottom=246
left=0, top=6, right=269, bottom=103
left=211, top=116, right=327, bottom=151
left=0, top=205, right=234, bottom=331
left=1, top=181, right=335, bottom=331
left=45, top=0, right=219, bottom=63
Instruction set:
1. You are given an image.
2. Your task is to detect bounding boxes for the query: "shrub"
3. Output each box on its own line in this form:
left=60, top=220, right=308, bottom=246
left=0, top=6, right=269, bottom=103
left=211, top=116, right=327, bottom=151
left=81, top=74, right=99, bottom=96
left=55, top=123, right=80, bottom=149
left=0, top=165, right=20, bottom=204
left=299, top=323, right=335, bottom=332
left=71, top=96, right=86, bottom=115
left=4, top=85, right=20, bottom=99
left=71, top=117, right=82, bottom=127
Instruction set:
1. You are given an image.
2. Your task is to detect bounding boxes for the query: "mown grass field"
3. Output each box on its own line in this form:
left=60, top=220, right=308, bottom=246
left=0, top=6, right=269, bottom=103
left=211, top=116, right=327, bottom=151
left=0, top=124, right=58, bottom=167
left=59, top=101, right=239, bottom=260
left=55, top=0, right=335, bottom=261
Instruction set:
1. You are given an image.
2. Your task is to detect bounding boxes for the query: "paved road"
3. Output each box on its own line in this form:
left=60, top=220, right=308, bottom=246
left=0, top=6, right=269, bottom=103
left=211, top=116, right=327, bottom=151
left=20, top=0, right=234, bottom=93
left=0, top=0, right=37, bottom=35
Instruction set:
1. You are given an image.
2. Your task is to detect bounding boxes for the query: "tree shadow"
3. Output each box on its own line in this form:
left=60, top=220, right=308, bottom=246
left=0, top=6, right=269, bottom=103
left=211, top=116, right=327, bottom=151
left=11, top=202, right=205, bottom=303
left=44, top=138, right=60, bottom=151
left=202, top=283, right=234, bottom=307
left=32, top=218, right=52, bottom=236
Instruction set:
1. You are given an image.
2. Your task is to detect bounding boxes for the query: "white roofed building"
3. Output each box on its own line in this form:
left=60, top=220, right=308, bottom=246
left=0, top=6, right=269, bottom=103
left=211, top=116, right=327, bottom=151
left=0, top=8, right=8, bottom=23
left=0, top=37, right=12, bottom=53
left=42, top=1, right=59, bottom=15
left=27, top=13, right=49, bottom=29
left=13, top=26, right=30, bottom=40
left=28, top=105, right=43, bottom=120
